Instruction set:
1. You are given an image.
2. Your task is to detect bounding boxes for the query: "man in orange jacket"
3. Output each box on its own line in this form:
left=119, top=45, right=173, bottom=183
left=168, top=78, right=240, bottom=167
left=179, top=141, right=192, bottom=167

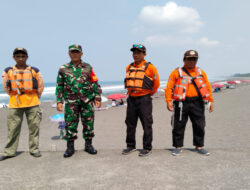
left=0, top=47, right=44, bottom=161
left=123, top=44, right=160, bottom=157
left=165, top=50, right=213, bottom=156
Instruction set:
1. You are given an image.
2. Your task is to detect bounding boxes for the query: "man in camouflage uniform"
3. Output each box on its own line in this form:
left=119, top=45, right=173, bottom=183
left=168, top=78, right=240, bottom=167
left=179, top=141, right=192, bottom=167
left=56, top=44, right=102, bottom=158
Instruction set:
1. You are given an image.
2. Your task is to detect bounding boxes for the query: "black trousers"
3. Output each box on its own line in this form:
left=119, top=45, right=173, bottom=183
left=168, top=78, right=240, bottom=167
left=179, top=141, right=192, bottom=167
left=172, top=98, right=205, bottom=147
left=125, top=94, right=153, bottom=150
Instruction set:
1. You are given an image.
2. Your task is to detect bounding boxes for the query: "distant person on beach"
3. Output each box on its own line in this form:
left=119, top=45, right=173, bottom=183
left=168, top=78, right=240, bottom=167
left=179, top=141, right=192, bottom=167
left=0, top=47, right=44, bottom=161
left=165, top=50, right=213, bottom=156
left=123, top=44, right=160, bottom=157
left=56, top=44, right=102, bottom=158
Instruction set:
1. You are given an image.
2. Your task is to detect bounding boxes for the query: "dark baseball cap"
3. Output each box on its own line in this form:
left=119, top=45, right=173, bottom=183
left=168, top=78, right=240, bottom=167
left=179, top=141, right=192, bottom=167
left=69, top=44, right=82, bottom=52
left=184, top=50, right=199, bottom=58
left=130, top=44, right=146, bottom=53
left=13, top=47, right=28, bottom=56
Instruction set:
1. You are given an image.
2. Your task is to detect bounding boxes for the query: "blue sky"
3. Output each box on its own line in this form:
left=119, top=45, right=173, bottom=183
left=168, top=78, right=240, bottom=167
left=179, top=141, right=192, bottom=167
left=1, top=0, right=249, bottom=82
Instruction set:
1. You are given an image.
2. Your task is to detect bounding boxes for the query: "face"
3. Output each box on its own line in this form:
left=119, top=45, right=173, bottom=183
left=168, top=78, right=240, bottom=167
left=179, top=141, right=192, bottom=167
left=69, top=50, right=83, bottom=62
left=183, top=57, right=198, bottom=70
left=132, top=50, right=146, bottom=63
left=13, top=53, right=28, bottom=66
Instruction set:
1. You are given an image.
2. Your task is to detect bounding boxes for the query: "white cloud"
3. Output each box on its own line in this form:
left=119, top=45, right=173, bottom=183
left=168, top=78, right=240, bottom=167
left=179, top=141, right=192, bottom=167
left=139, top=1, right=203, bottom=33
left=197, top=37, right=221, bottom=46
left=144, top=35, right=221, bottom=47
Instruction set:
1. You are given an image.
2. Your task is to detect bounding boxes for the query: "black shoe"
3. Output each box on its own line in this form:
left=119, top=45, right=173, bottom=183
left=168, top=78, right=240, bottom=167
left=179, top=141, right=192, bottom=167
left=64, top=140, right=75, bottom=158
left=138, top=149, right=152, bottom=157
left=122, top=147, right=136, bottom=155
left=0, top=155, right=15, bottom=161
left=85, top=139, right=97, bottom=154
left=30, top=152, right=42, bottom=158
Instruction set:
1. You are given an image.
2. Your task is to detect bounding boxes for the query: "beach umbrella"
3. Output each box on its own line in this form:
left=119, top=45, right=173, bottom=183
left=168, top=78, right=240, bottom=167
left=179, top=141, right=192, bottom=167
left=107, top=93, right=127, bottom=100
left=101, top=96, right=108, bottom=102
left=50, top=114, right=64, bottom=122
left=212, top=83, right=224, bottom=88
left=227, top=81, right=237, bottom=84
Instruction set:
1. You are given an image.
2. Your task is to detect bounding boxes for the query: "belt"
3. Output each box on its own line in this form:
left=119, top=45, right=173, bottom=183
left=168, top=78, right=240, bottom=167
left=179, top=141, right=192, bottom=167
left=184, top=96, right=202, bottom=102
left=129, top=94, right=150, bottom=99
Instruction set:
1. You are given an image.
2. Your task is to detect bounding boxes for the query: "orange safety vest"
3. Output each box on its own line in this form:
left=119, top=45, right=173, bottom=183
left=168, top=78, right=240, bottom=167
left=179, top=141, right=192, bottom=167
left=124, top=62, right=153, bottom=91
left=173, top=67, right=210, bottom=101
left=7, top=66, right=38, bottom=95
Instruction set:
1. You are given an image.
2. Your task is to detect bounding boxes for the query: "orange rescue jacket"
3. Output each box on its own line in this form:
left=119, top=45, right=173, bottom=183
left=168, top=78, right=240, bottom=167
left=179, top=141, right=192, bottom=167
left=7, top=66, right=38, bottom=95
left=125, top=62, right=153, bottom=91
left=173, top=67, right=210, bottom=101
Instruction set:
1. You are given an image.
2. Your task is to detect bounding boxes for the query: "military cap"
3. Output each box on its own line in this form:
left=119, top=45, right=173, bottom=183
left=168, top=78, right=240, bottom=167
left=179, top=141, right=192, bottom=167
left=69, top=44, right=82, bottom=52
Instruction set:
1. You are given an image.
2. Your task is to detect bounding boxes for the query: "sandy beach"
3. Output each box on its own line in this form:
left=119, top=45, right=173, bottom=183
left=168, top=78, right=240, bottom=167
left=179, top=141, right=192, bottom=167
left=0, top=83, right=250, bottom=189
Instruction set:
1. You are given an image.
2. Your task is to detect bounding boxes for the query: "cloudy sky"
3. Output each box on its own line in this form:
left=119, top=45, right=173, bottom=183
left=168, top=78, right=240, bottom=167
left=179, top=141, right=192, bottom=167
left=0, top=0, right=249, bottom=82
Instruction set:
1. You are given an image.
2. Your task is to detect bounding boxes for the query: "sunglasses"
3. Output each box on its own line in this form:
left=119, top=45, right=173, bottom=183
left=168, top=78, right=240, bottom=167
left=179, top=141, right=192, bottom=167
left=132, top=44, right=144, bottom=48
left=70, top=50, right=81, bottom=53
left=185, top=57, right=198, bottom=61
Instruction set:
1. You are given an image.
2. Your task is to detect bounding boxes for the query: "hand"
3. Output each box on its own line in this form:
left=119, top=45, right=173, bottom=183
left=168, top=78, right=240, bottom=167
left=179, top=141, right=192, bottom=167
left=57, top=103, right=64, bottom=112
left=167, top=102, right=174, bottom=112
left=95, top=100, right=101, bottom=108
left=209, top=102, right=214, bottom=112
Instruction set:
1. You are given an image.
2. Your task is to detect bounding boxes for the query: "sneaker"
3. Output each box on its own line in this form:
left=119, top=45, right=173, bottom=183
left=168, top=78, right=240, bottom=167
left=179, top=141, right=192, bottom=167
left=195, top=148, right=210, bottom=156
left=171, top=148, right=182, bottom=156
left=122, top=147, right=136, bottom=155
left=30, top=152, right=42, bottom=158
left=0, top=155, right=15, bottom=161
left=138, top=149, right=152, bottom=157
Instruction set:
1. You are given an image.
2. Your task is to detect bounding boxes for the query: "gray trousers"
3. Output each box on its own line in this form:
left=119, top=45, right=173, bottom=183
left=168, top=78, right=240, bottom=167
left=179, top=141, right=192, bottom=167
left=3, top=105, right=42, bottom=156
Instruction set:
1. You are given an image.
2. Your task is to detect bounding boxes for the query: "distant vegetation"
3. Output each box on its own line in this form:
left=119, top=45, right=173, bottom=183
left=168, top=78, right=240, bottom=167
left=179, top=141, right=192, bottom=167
left=233, top=73, right=250, bottom=77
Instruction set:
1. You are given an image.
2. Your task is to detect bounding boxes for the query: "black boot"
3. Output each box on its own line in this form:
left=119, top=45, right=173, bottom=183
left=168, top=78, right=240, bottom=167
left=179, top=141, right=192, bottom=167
left=85, top=139, right=97, bottom=154
left=64, top=140, right=75, bottom=158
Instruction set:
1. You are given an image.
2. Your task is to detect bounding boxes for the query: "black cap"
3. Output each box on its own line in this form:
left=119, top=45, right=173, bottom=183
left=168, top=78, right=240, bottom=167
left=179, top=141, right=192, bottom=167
left=130, top=44, right=146, bottom=53
left=13, top=47, right=28, bottom=56
left=184, top=50, right=199, bottom=58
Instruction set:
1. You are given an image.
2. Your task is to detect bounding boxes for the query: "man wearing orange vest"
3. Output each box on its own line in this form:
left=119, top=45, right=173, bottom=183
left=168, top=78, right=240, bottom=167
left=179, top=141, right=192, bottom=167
left=165, top=50, right=213, bottom=156
left=123, top=44, right=160, bottom=157
left=0, top=47, right=44, bottom=161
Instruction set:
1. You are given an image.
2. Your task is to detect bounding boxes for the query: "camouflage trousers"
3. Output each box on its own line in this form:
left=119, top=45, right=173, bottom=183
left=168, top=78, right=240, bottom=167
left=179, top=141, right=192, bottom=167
left=64, top=101, right=95, bottom=141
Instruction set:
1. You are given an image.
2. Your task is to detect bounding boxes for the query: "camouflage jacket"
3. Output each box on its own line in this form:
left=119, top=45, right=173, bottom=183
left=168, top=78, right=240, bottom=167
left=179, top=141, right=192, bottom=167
left=56, top=61, right=102, bottom=104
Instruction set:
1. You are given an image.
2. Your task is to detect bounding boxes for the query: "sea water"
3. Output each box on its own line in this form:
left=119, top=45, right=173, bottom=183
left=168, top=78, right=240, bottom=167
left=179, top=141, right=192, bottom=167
left=0, top=78, right=222, bottom=105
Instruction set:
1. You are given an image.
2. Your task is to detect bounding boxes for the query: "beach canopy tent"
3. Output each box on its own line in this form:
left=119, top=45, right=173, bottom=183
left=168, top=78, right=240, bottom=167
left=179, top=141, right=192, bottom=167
left=242, top=80, right=250, bottom=83
left=227, top=81, right=237, bottom=84
left=107, top=93, right=127, bottom=100
left=217, top=81, right=228, bottom=85
left=212, top=83, right=224, bottom=88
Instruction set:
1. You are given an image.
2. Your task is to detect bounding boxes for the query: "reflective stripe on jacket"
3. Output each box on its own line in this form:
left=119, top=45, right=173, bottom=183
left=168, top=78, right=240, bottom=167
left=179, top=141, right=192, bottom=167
left=124, top=62, right=153, bottom=91
left=173, top=67, right=210, bottom=101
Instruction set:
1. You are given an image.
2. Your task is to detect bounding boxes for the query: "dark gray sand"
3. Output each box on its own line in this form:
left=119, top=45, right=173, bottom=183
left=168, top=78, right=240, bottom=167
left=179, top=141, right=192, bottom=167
left=0, top=85, right=249, bottom=189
